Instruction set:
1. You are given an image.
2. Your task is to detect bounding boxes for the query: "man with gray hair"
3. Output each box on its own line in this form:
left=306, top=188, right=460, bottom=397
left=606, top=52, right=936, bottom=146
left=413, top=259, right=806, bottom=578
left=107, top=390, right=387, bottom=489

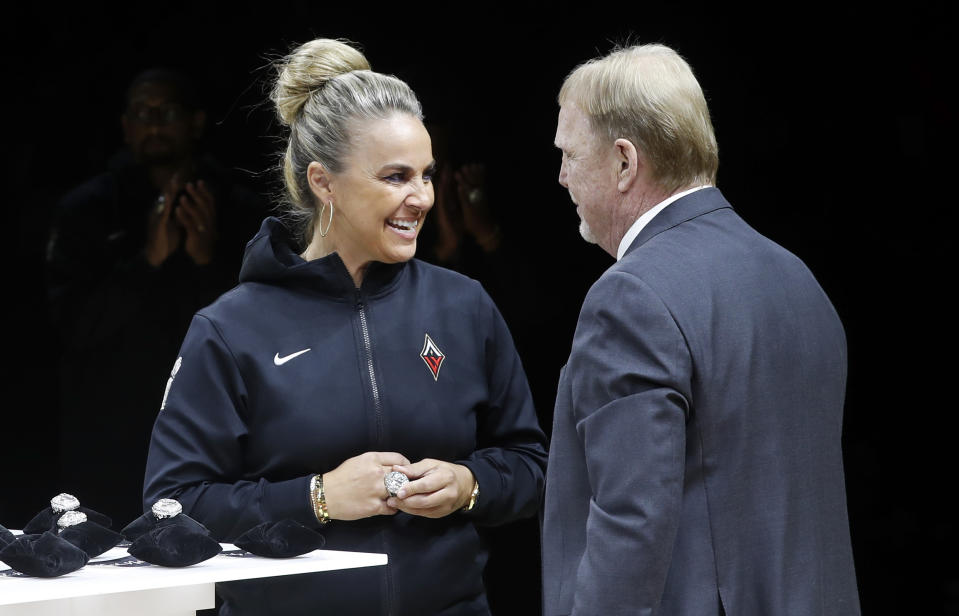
left=542, top=43, right=860, bottom=615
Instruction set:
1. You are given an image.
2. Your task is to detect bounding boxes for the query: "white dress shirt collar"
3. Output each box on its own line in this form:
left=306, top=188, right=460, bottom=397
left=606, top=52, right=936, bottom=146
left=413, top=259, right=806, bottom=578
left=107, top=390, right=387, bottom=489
left=616, top=185, right=711, bottom=261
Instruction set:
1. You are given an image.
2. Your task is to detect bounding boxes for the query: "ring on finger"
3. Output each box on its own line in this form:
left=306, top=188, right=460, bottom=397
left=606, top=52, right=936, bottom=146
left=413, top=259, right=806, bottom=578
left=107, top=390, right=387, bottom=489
left=384, top=471, right=409, bottom=497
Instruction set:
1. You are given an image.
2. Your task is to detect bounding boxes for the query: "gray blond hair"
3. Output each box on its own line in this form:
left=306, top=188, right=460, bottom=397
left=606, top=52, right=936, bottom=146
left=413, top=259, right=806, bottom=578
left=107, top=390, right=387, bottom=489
left=559, top=43, right=718, bottom=194
left=271, top=38, right=423, bottom=243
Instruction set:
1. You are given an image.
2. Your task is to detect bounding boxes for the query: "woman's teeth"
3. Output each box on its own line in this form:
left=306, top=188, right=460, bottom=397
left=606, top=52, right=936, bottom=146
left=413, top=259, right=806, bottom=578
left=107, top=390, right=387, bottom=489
left=388, top=219, right=419, bottom=231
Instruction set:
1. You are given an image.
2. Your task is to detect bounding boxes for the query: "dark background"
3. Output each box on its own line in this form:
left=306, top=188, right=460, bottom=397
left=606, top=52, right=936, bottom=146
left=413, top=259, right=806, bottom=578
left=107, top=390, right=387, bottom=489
left=6, top=2, right=956, bottom=614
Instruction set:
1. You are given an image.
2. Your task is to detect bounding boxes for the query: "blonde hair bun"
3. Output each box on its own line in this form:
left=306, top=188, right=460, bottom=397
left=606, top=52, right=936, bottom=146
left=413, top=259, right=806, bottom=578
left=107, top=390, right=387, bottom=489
left=269, top=36, right=422, bottom=245
left=271, top=38, right=371, bottom=126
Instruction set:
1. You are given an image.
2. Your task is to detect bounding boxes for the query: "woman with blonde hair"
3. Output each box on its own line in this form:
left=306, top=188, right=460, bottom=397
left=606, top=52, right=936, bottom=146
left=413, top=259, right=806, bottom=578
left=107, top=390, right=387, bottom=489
left=143, top=38, right=547, bottom=615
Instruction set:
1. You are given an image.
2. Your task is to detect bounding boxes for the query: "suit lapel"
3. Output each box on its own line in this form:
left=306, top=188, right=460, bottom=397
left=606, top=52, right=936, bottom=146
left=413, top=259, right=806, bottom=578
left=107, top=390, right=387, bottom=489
left=623, top=187, right=733, bottom=258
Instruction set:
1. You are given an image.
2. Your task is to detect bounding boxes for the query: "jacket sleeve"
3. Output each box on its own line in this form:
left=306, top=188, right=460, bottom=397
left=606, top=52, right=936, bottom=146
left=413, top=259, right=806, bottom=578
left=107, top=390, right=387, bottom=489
left=568, top=270, right=691, bottom=615
left=142, top=314, right=317, bottom=541
left=457, top=286, right=548, bottom=526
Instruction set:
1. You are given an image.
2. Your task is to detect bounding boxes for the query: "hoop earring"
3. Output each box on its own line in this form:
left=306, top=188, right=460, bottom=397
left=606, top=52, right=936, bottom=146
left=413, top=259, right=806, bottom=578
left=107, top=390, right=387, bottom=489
left=318, top=200, right=334, bottom=237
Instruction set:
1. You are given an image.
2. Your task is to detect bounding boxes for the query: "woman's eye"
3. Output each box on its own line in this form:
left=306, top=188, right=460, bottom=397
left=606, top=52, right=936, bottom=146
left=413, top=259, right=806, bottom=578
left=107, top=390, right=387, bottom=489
left=385, top=173, right=405, bottom=183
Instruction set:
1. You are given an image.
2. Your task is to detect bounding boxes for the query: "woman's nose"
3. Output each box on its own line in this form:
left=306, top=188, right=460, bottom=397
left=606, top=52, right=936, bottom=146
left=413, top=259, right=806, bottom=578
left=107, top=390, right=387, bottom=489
left=406, top=178, right=434, bottom=209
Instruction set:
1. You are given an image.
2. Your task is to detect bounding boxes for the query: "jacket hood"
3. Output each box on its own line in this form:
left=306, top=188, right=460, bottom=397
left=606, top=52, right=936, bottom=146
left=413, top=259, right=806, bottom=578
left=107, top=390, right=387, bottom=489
left=238, top=217, right=405, bottom=297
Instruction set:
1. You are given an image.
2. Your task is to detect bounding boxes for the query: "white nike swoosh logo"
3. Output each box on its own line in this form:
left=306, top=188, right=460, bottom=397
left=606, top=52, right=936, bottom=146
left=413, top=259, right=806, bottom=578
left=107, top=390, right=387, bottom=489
left=274, top=348, right=311, bottom=366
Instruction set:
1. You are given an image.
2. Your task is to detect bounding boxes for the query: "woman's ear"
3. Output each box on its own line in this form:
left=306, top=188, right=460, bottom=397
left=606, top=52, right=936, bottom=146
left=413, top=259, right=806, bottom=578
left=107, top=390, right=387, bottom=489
left=614, top=138, right=639, bottom=193
left=307, top=161, right=334, bottom=202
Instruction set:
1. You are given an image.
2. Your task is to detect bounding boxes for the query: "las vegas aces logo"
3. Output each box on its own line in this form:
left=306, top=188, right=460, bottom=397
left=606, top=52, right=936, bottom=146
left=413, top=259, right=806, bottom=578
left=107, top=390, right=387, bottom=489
left=420, top=333, right=446, bottom=381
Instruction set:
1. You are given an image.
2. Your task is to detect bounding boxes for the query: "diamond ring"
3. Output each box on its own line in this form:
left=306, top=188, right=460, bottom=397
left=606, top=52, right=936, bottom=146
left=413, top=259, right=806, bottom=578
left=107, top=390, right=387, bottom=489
left=50, top=493, right=80, bottom=514
left=57, top=510, right=88, bottom=530
left=384, top=471, right=409, bottom=497
left=152, top=498, right=183, bottom=520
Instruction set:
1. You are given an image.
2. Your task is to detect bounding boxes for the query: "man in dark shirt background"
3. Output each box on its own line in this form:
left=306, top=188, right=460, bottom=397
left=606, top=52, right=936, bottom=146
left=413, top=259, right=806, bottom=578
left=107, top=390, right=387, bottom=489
left=44, top=68, right=267, bottom=525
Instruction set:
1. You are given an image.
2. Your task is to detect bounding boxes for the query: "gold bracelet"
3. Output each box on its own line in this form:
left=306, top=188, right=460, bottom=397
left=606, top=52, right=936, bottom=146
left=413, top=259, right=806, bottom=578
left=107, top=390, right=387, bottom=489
left=462, top=479, right=480, bottom=512
left=310, top=474, right=330, bottom=525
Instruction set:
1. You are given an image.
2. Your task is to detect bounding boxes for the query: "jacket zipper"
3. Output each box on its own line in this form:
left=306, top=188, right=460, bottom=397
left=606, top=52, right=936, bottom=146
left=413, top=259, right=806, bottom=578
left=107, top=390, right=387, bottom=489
left=356, top=298, right=383, bottom=440
left=355, top=294, right=393, bottom=615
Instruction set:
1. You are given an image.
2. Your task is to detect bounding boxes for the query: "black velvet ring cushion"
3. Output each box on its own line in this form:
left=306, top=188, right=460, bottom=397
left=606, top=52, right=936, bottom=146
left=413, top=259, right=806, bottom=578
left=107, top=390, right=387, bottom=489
left=127, top=524, right=222, bottom=567
left=0, top=524, right=14, bottom=548
left=23, top=506, right=113, bottom=535
left=59, top=521, right=124, bottom=558
left=0, top=531, right=90, bottom=577
left=233, top=519, right=326, bottom=558
left=121, top=510, right=212, bottom=542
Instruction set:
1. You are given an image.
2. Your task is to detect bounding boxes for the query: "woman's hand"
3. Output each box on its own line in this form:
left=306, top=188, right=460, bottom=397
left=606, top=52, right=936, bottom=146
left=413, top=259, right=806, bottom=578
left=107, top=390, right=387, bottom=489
left=386, top=459, right=475, bottom=519
left=323, top=451, right=411, bottom=521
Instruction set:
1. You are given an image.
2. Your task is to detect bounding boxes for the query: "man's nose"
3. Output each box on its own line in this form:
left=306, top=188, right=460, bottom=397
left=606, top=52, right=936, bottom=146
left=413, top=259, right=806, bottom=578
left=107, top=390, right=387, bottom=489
left=558, top=160, right=568, bottom=188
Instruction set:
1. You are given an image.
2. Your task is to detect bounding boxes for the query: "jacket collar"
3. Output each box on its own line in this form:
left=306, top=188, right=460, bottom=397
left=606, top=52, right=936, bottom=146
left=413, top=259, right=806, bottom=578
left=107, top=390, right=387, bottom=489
left=622, top=187, right=732, bottom=258
left=239, top=217, right=406, bottom=300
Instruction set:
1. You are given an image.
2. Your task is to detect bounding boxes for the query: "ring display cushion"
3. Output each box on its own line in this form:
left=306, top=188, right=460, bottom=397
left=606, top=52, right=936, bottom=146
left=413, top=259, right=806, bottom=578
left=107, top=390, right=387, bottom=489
left=127, top=524, right=222, bottom=567
left=59, top=521, right=124, bottom=558
left=0, top=524, right=14, bottom=548
left=121, top=510, right=212, bottom=542
left=23, top=506, right=113, bottom=535
left=233, top=519, right=326, bottom=558
left=0, top=531, right=90, bottom=577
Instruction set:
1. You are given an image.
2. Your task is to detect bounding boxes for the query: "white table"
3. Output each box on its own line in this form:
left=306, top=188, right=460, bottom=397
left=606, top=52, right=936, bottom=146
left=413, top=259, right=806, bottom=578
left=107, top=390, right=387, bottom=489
left=0, top=542, right=387, bottom=616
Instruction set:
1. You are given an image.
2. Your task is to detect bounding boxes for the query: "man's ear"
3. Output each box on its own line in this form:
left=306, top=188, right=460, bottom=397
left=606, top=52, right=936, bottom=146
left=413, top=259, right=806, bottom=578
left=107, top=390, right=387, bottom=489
left=307, top=161, right=334, bottom=202
left=614, top=138, right=639, bottom=193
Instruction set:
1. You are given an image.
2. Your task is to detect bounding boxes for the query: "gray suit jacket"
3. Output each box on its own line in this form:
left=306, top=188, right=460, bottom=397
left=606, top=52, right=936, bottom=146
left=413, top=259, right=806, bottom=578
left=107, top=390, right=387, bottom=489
left=542, top=188, right=860, bottom=615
